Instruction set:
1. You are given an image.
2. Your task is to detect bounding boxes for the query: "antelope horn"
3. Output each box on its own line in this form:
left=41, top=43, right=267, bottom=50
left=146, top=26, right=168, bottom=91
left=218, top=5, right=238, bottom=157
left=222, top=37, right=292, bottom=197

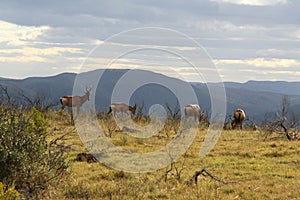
left=85, top=86, right=91, bottom=91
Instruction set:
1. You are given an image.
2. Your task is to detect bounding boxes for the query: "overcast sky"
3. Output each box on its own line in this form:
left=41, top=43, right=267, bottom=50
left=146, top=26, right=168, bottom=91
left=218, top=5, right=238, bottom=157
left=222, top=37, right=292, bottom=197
left=0, top=0, right=299, bottom=82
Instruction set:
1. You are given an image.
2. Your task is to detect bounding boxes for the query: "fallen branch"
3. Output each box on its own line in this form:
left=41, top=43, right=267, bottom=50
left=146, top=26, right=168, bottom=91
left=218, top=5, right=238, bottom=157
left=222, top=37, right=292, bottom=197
left=49, top=130, right=74, bottom=146
left=279, top=122, right=291, bottom=141
left=186, top=168, right=226, bottom=185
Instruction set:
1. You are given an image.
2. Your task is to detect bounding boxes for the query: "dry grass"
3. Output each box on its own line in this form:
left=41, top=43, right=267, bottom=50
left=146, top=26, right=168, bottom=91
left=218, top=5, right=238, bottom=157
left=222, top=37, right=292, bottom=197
left=44, top=112, right=300, bottom=200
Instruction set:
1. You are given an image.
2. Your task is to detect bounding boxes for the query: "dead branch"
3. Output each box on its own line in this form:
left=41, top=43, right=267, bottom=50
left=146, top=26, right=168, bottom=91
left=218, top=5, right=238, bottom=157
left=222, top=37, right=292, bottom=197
left=0, top=85, right=13, bottom=105
left=49, top=129, right=75, bottom=146
left=164, top=162, right=174, bottom=182
left=19, top=91, right=58, bottom=112
left=165, top=102, right=181, bottom=120
left=186, top=168, right=226, bottom=185
left=279, top=121, right=291, bottom=141
left=262, top=96, right=299, bottom=141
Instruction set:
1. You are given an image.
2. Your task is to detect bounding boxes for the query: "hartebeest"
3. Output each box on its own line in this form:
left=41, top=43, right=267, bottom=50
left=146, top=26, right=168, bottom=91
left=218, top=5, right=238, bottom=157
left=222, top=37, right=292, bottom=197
left=59, top=88, right=91, bottom=117
left=231, top=109, right=246, bottom=130
left=184, top=104, right=201, bottom=121
left=107, top=102, right=136, bottom=116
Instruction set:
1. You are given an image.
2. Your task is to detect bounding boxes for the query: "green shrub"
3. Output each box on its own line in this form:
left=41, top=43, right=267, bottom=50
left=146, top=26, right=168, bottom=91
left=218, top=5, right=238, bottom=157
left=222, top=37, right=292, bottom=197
left=0, top=182, right=19, bottom=200
left=0, top=103, right=68, bottom=199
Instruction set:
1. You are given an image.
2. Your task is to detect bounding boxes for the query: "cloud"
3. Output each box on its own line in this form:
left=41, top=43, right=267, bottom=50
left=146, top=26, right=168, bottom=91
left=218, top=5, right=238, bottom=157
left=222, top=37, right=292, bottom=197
left=214, top=58, right=300, bottom=68
left=0, top=47, right=83, bottom=57
left=0, top=20, right=88, bottom=65
left=211, top=0, right=288, bottom=6
left=0, top=0, right=299, bottom=82
left=0, top=56, right=46, bottom=63
left=0, top=20, right=50, bottom=46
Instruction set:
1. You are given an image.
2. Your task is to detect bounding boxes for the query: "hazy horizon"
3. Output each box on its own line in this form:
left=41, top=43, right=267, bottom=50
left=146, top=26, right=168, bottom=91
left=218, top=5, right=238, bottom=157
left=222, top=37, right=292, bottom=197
left=1, top=68, right=300, bottom=84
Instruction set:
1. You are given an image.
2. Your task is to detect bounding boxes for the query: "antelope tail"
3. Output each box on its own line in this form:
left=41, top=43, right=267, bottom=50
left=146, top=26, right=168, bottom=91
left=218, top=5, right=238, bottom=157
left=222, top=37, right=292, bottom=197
left=60, top=97, right=63, bottom=105
left=107, top=106, right=112, bottom=114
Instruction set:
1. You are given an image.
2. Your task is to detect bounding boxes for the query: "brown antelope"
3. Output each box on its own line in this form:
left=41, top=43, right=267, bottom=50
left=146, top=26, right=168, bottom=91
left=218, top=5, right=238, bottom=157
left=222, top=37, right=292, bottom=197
left=59, top=88, right=91, bottom=117
left=184, top=104, right=201, bottom=121
left=231, top=109, right=246, bottom=130
left=107, top=102, right=137, bottom=116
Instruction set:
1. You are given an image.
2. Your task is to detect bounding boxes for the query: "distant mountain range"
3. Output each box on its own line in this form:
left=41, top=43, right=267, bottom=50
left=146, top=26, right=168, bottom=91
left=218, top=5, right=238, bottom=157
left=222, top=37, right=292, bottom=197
left=223, top=81, right=300, bottom=96
left=1, top=69, right=299, bottom=124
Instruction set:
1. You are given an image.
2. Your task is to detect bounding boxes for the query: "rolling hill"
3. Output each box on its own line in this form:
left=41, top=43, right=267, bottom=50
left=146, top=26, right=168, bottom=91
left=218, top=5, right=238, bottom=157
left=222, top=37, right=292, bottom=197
left=1, top=69, right=299, bottom=124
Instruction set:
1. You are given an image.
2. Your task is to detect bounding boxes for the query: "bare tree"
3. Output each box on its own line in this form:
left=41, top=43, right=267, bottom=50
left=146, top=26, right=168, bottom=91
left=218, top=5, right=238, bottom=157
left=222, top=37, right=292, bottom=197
left=162, top=150, right=187, bottom=182
left=223, top=115, right=232, bottom=130
left=135, top=101, right=145, bottom=118
left=199, top=110, right=210, bottom=128
left=0, top=85, right=14, bottom=106
left=165, top=102, right=181, bottom=120
left=245, top=118, right=258, bottom=131
left=0, top=85, right=58, bottom=112
left=133, top=101, right=150, bottom=124
left=100, top=114, right=118, bottom=137
left=19, top=90, right=58, bottom=112
left=262, top=96, right=299, bottom=140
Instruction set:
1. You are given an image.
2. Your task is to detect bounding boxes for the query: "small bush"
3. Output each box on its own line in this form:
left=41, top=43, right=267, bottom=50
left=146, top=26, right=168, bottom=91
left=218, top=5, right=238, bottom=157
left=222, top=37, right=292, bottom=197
left=0, top=101, right=68, bottom=198
left=119, top=135, right=128, bottom=146
left=0, top=182, right=19, bottom=200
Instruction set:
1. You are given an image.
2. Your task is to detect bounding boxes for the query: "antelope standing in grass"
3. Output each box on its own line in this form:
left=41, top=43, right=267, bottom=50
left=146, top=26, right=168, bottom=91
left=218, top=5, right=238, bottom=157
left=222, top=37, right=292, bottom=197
left=108, top=102, right=137, bottom=117
left=231, top=109, right=246, bottom=130
left=59, top=88, right=91, bottom=118
left=184, top=104, right=201, bottom=121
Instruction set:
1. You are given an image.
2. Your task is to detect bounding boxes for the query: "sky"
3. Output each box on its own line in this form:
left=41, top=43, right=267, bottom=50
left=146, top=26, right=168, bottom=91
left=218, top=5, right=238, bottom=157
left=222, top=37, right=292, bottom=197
left=0, top=0, right=299, bottom=82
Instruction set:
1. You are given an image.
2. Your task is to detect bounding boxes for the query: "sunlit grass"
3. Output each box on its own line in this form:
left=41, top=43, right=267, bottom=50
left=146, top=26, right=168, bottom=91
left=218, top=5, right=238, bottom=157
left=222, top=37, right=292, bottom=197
left=45, top=112, right=300, bottom=199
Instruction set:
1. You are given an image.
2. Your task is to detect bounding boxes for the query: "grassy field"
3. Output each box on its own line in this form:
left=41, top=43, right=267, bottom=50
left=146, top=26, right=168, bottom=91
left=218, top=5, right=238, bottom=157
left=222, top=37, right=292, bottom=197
left=44, top=112, right=300, bottom=200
